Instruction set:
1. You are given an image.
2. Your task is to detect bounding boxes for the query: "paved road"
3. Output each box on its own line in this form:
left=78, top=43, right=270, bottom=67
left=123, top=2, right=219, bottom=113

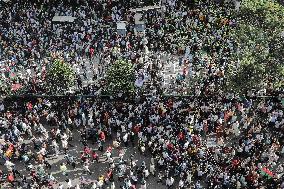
left=12, top=51, right=186, bottom=95
left=3, top=127, right=220, bottom=188
left=2, top=122, right=169, bottom=189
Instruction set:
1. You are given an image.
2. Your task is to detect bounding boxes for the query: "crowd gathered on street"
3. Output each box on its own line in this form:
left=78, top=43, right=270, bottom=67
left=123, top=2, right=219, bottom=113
left=0, top=0, right=284, bottom=188
left=0, top=95, right=284, bottom=189
left=0, top=0, right=241, bottom=95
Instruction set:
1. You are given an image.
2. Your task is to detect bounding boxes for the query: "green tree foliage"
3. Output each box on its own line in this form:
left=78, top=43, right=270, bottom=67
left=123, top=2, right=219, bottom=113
left=226, top=0, right=284, bottom=95
left=46, top=59, right=75, bottom=94
left=105, top=60, right=135, bottom=95
left=0, top=78, right=10, bottom=96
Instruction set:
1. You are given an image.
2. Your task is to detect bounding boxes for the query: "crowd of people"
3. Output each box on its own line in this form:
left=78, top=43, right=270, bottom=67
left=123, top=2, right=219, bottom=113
left=0, top=0, right=284, bottom=188
left=0, top=0, right=241, bottom=96
left=0, top=94, right=283, bottom=188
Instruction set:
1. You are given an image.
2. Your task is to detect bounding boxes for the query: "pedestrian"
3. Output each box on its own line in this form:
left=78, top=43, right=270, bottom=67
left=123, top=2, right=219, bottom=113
left=166, top=177, right=174, bottom=189
left=92, top=150, right=99, bottom=163
left=67, top=179, right=73, bottom=189
left=83, top=160, right=92, bottom=175
left=7, top=172, right=15, bottom=187
left=141, top=178, right=147, bottom=189
left=150, top=162, right=156, bottom=176
left=60, top=163, right=68, bottom=176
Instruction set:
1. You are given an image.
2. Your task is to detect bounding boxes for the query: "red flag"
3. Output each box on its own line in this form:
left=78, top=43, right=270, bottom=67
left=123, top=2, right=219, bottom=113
left=262, top=167, right=274, bottom=177
left=27, top=102, right=33, bottom=110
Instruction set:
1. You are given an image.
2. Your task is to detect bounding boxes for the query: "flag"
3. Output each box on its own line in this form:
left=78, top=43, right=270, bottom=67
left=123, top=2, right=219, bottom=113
left=259, top=167, right=273, bottom=178
left=27, top=102, right=33, bottom=110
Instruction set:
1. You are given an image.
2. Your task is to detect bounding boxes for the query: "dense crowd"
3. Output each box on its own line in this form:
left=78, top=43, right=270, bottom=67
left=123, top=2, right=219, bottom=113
left=0, top=0, right=284, bottom=189
left=0, top=0, right=239, bottom=96
left=0, top=95, right=283, bottom=188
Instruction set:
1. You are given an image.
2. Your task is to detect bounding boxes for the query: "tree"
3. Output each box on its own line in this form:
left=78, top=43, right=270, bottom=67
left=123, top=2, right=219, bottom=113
left=225, top=0, right=284, bottom=95
left=0, top=78, right=10, bottom=96
left=45, top=59, right=75, bottom=94
left=105, top=60, right=135, bottom=95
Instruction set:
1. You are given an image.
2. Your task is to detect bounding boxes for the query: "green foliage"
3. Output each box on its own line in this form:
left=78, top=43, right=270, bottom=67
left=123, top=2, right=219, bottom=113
left=105, top=60, right=135, bottom=94
left=225, top=0, right=284, bottom=95
left=46, top=59, right=75, bottom=94
left=0, top=78, right=10, bottom=96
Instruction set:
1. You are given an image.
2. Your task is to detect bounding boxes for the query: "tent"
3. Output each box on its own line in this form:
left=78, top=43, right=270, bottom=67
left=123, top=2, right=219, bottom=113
left=134, top=23, right=145, bottom=35
left=52, top=16, right=76, bottom=23
left=134, top=13, right=145, bottom=34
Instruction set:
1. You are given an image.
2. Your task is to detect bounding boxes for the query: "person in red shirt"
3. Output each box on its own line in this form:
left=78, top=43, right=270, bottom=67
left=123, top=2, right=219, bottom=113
left=178, top=132, right=184, bottom=141
left=84, top=146, right=91, bottom=157
left=133, top=124, right=140, bottom=133
left=100, top=131, right=106, bottom=143
left=232, top=158, right=240, bottom=170
left=92, top=150, right=99, bottom=163
left=106, top=168, right=113, bottom=182
left=7, top=172, right=15, bottom=186
left=90, top=48, right=95, bottom=58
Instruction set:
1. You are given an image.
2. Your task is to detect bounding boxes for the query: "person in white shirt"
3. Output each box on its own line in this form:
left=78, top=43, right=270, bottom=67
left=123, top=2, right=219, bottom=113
left=52, top=139, right=59, bottom=156
left=110, top=182, right=115, bottom=189
left=83, top=160, right=92, bottom=175
left=144, top=168, right=150, bottom=179
left=5, top=160, right=15, bottom=171
left=91, top=182, right=97, bottom=189
left=141, top=178, right=147, bottom=189
left=179, top=179, right=184, bottom=189
left=81, top=112, right=86, bottom=126
left=106, top=150, right=112, bottom=161
left=62, top=139, right=68, bottom=153
left=166, top=177, right=174, bottom=188
left=0, top=103, right=4, bottom=112
left=67, top=179, right=73, bottom=189
left=150, top=162, right=155, bottom=176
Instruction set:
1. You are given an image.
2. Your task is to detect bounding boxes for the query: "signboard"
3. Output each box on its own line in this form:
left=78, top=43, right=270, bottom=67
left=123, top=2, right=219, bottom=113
left=135, top=23, right=145, bottom=31
left=52, top=16, right=76, bottom=23
left=117, top=22, right=126, bottom=30
left=134, top=13, right=145, bottom=35
left=117, top=22, right=127, bottom=36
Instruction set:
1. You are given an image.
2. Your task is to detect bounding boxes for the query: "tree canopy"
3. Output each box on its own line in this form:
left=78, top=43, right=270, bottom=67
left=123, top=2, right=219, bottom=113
left=105, top=60, right=135, bottom=95
left=225, top=0, right=284, bottom=95
left=45, top=59, right=75, bottom=94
